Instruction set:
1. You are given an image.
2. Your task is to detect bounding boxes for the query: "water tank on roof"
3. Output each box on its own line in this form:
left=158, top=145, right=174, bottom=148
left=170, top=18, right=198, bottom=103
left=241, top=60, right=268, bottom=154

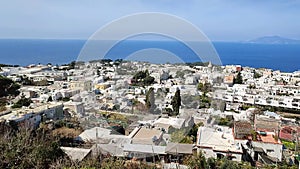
left=259, top=131, right=267, bottom=136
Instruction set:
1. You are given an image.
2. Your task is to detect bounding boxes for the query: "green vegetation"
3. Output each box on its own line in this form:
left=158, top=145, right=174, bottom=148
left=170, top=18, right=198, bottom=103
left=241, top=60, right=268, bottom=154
left=131, top=70, right=155, bottom=86
left=261, top=105, right=300, bottom=115
left=251, top=130, right=258, bottom=141
left=21, top=76, right=50, bottom=86
left=0, top=121, right=297, bottom=169
left=0, top=99, right=7, bottom=111
left=170, top=89, right=181, bottom=116
left=63, top=61, right=76, bottom=69
left=100, top=111, right=131, bottom=128
left=186, top=62, right=210, bottom=67
left=240, top=104, right=255, bottom=110
left=215, top=116, right=234, bottom=127
left=0, top=126, right=64, bottom=169
left=253, top=70, right=262, bottom=79
left=12, top=95, right=32, bottom=108
left=56, top=97, right=71, bottom=102
left=183, top=153, right=254, bottom=169
left=199, top=93, right=211, bottom=109
left=0, top=63, right=19, bottom=68
left=170, top=128, right=194, bottom=144
left=20, top=75, right=33, bottom=85
left=175, top=70, right=185, bottom=78
left=197, top=82, right=212, bottom=109
left=234, top=72, right=243, bottom=84
left=248, top=84, right=256, bottom=89
left=183, top=152, right=208, bottom=168
left=47, top=96, right=53, bottom=102
left=282, top=140, right=296, bottom=150
left=145, top=87, right=155, bottom=113
left=197, top=82, right=212, bottom=93
left=169, top=122, right=203, bottom=143
left=175, top=69, right=194, bottom=79
left=62, top=97, right=70, bottom=102
left=0, top=75, right=20, bottom=98
left=20, top=76, right=50, bottom=86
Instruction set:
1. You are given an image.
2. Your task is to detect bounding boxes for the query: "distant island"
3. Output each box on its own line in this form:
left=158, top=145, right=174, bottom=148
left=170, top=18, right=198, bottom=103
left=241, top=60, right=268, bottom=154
left=247, top=35, right=300, bottom=44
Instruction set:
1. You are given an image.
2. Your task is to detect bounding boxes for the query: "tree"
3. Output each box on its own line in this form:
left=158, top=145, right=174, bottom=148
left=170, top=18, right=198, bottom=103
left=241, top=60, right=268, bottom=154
left=219, top=158, right=240, bottom=169
left=133, top=70, right=148, bottom=80
left=207, top=157, right=217, bottom=169
left=0, top=127, right=64, bottom=169
left=170, top=128, right=193, bottom=144
left=0, top=75, right=20, bottom=97
left=69, top=61, right=76, bottom=69
left=253, top=70, right=262, bottom=79
left=145, top=87, right=155, bottom=113
left=20, top=75, right=33, bottom=85
left=0, top=98, right=7, bottom=112
left=171, top=89, right=181, bottom=116
left=234, top=72, right=243, bottom=84
left=183, top=152, right=207, bottom=169
left=132, top=70, right=155, bottom=86
left=12, top=95, right=32, bottom=108
left=199, top=92, right=211, bottom=109
left=188, top=122, right=204, bottom=142
left=197, top=82, right=212, bottom=93
left=113, top=59, right=123, bottom=66
left=175, top=70, right=185, bottom=78
left=100, top=59, right=113, bottom=64
left=144, top=76, right=155, bottom=85
left=47, top=96, right=53, bottom=102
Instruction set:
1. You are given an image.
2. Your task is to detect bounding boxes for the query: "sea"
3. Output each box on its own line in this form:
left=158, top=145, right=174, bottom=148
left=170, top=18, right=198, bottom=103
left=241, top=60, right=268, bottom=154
left=0, top=39, right=299, bottom=72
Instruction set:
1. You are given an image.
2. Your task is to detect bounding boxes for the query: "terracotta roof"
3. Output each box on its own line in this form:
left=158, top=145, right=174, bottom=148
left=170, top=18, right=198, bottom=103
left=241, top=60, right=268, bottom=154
left=259, top=134, right=281, bottom=144
left=279, top=126, right=300, bottom=141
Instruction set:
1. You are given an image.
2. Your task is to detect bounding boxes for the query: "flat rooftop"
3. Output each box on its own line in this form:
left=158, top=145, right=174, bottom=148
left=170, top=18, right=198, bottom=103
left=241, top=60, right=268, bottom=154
left=197, top=126, right=242, bottom=153
left=132, top=127, right=163, bottom=145
left=0, top=102, right=63, bottom=122
left=153, top=117, right=185, bottom=129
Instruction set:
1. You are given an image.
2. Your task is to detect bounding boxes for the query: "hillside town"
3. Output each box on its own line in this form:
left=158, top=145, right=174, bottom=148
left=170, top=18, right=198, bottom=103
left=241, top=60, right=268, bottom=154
left=0, top=60, right=299, bottom=168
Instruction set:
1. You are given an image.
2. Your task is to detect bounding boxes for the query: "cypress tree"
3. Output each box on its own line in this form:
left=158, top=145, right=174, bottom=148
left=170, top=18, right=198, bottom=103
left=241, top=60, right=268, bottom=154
left=171, top=88, right=181, bottom=116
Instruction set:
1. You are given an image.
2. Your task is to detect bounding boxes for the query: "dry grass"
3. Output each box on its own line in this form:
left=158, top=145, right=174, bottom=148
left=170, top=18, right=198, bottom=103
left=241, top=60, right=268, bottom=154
left=52, top=127, right=82, bottom=138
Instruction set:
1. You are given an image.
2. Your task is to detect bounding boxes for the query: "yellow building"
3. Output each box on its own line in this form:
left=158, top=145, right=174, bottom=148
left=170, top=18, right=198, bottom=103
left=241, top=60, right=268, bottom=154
left=94, top=83, right=110, bottom=90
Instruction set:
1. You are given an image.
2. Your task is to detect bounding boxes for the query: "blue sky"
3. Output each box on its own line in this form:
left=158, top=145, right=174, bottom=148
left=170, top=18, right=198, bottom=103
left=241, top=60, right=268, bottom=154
left=1, top=0, right=300, bottom=41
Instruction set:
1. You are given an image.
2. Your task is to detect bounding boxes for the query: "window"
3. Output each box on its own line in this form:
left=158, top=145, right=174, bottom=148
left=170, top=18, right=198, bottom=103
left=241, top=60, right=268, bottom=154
left=266, top=149, right=274, bottom=153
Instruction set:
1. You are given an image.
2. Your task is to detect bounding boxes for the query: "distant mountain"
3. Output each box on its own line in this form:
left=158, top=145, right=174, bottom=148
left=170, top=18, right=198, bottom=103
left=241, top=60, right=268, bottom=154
left=247, top=36, right=300, bottom=44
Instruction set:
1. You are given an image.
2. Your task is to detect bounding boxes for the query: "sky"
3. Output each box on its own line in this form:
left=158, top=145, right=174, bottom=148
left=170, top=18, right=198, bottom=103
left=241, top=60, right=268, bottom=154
left=0, top=0, right=300, bottom=41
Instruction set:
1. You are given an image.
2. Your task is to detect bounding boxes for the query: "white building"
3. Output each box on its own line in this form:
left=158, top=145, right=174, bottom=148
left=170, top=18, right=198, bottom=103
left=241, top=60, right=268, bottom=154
left=197, top=126, right=243, bottom=161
